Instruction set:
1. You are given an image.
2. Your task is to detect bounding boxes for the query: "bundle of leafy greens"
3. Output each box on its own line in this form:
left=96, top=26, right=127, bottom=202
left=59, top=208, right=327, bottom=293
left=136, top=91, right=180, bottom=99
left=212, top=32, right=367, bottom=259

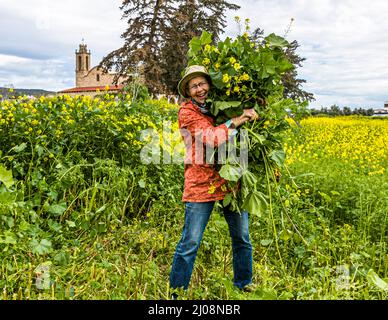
left=186, top=24, right=304, bottom=216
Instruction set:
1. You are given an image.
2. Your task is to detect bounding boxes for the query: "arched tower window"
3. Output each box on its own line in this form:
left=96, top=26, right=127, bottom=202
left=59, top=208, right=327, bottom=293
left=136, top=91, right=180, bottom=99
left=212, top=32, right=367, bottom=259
left=97, top=74, right=100, bottom=82
left=86, top=56, right=89, bottom=70
left=78, top=56, right=82, bottom=71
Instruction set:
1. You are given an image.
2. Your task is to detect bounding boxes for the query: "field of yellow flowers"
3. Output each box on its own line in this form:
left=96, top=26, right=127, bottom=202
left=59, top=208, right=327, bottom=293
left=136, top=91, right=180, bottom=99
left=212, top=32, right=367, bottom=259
left=285, top=117, right=387, bottom=176
left=0, top=93, right=387, bottom=300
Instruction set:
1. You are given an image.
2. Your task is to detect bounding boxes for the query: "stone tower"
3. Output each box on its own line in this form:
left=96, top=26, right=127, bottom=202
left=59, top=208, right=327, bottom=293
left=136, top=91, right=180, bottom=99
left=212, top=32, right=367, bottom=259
left=75, top=42, right=91, bottom=87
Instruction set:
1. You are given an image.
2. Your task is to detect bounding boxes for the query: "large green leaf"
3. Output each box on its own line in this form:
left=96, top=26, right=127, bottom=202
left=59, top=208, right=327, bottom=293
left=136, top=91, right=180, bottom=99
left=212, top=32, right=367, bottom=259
left=0, top=231, right=17, bottom=244
left=0, top=187, right=14, bottom=205
left=219, top=164, right=242, bottom=182
left=366, top=269, right=388, bottom=291
left=265, top=33, right=289, bottom=48
left=269, top=149, right=285, bottom=167
left=0, top=164, right=14, bottom=189
left=242, top=190, right=268, bottom=217
left=260, top=51, right=277, bottom=77
left=47, top=201, right=67, bottom=216
left=222, top=192, right=233, bottom=207
left=209, top=70, right=224, bottom=89
left=277, top=56, right=294, bottom=73
left=223, top=106, right=243, bottom=118
left=199, top=30, right=212, bottom=45
left=54, top=251, right=70, bottom=266
left=212, top=100, right=242, bottom=117
left=241, top=170, right=258, bottom=188
left=213, top=100, right=241, bottom=111
left=189, top=37, right=202, bottom=54
left=31, top=238, right=53, bottom=255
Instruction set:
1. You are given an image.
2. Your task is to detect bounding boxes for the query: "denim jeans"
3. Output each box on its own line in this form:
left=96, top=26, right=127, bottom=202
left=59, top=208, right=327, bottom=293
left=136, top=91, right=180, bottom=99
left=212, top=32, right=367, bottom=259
left=169, top=201, right=252, bottom=290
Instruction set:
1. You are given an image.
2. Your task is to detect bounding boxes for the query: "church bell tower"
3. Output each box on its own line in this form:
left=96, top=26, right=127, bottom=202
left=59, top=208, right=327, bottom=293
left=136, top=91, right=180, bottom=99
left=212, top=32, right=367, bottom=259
left=75, top=41, right=91, bottom=87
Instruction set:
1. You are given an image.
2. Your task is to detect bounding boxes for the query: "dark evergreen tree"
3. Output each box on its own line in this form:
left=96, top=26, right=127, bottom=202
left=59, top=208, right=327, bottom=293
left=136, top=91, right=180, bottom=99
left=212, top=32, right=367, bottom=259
left=283, top=40, right=315, bottom=102
left=161, top=0, right=240, bottom=94
left=99, top=0, right=239, bottom=95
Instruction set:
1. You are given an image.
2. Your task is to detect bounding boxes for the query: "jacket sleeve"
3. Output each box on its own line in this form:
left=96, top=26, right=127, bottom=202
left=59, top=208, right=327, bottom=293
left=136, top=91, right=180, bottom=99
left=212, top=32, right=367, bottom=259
left=178, top=107, right=231, bottom=148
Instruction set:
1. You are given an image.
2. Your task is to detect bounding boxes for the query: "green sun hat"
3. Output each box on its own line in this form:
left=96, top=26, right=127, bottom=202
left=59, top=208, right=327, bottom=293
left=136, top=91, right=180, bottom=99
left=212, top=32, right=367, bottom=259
left=177, top=65, right=211, bottom=98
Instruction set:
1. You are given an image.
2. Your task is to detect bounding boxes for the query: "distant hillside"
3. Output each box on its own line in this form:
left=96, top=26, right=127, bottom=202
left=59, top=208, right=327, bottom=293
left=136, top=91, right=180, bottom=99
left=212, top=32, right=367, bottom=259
left=0, top=87, right=56, bottom=98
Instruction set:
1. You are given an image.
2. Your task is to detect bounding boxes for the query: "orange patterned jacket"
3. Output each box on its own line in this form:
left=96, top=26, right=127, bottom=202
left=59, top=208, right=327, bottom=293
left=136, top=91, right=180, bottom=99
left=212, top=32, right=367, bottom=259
left=178, top=100, right=232, bottom=202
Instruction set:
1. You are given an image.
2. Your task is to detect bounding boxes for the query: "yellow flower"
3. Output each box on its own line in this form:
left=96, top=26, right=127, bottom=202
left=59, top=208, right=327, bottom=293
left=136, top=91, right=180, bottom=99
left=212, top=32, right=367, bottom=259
left=233, top=86, right=240, bottom=93
left=240, top=73, right=250, bottom=81
left=233, top=63, right=241, bottom=71
left=222, top=74, right=230, bottom=83
left=229, top=57, right=236, bottom=64
left=214, top=62, right=220, bottom=70
left=202, top=58, right=210, bottom=65
left=208, top=184, right=216, bottom=194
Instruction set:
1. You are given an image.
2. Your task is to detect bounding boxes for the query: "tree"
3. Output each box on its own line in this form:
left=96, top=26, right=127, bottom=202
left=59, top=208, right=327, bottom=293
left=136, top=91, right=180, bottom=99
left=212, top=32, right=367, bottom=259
left=161, top=0, right=240, bottom=94
left=99, top=0, right=240, bottom=95
left=329, top=104, right=341, bottom=116
left=343, top=106, right=352, bottom=115
left=98, top=0, right=173, bottom=94
left=282, top=40, right=315, bottom=102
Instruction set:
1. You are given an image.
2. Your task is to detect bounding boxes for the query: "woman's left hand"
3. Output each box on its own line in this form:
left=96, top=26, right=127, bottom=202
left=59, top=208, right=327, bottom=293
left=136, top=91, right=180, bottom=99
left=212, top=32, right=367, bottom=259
left=243, top=108, right=259, bottom=121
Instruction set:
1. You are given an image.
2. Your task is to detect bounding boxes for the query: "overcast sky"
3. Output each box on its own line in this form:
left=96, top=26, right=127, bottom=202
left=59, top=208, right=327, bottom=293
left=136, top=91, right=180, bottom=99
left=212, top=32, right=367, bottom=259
left=0, top=0, right=387, bottom=109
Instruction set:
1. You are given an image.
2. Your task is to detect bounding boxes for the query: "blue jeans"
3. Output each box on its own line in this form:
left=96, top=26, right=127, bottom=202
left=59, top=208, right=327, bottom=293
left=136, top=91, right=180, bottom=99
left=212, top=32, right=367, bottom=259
left=169, top=201, right=252, bottom=290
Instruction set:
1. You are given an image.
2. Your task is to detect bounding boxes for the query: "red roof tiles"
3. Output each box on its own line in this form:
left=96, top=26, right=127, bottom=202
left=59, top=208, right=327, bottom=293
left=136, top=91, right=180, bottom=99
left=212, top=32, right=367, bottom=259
left=58, top=85, right=124, bottom=93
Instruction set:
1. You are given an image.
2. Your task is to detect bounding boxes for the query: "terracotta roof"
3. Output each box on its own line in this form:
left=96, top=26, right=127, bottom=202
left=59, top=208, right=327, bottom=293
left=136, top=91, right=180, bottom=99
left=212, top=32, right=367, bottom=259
left=58, top=85, right=124, bottom=93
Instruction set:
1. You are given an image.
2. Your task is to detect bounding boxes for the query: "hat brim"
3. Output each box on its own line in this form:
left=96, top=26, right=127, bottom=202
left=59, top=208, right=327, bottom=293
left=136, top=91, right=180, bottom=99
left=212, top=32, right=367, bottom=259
left=178, top=72, right=212, bottom=98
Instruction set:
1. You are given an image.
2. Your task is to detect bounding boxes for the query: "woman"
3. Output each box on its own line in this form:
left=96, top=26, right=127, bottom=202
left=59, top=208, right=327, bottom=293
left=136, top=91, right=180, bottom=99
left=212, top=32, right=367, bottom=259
left=169, top=65, right=258, bottom=295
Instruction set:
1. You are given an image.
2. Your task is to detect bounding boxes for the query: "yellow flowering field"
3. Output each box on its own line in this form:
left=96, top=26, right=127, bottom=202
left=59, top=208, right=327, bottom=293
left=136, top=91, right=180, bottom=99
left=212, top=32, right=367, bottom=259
left=285, top=116, right=388, bottom=176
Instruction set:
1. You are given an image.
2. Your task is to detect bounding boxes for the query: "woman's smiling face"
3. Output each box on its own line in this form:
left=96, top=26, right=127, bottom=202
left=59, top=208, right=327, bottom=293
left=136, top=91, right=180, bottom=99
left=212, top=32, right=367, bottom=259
left=187, top=76, right=209, bottom=104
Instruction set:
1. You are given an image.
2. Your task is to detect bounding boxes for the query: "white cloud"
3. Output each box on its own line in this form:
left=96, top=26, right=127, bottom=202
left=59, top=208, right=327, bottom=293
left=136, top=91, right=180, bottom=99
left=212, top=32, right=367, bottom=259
left=0, top=0, right=387, bottom=108
left=0, top=0, right=126, bottom=91
left=222, top=0, right=388, bottom=108
left=0, top=54, right=72, bottom=90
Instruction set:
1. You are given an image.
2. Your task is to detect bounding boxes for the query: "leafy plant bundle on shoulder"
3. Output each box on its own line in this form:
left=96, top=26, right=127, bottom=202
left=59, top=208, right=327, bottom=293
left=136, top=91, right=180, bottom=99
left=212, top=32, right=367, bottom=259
left=186, top=26, right=304, bottom=216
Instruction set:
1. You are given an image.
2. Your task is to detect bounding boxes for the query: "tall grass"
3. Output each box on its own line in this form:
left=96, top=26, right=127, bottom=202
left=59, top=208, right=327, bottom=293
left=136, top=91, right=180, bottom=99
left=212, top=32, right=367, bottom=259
left=0, top=94, right=386, bottom=300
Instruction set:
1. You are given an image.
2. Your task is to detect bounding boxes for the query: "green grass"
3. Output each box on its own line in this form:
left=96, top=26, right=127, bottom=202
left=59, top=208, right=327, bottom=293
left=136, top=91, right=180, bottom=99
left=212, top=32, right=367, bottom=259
left=0, top=100, right=387, bottom=300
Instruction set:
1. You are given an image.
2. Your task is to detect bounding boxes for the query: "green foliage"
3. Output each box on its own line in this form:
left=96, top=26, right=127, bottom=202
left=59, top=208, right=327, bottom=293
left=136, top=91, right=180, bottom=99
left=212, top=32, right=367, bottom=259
left=0, top=92, right=386, bottom=300
left=188, top=29, right=294, bottom=103
left=187, top=29, right=310, bottom=220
